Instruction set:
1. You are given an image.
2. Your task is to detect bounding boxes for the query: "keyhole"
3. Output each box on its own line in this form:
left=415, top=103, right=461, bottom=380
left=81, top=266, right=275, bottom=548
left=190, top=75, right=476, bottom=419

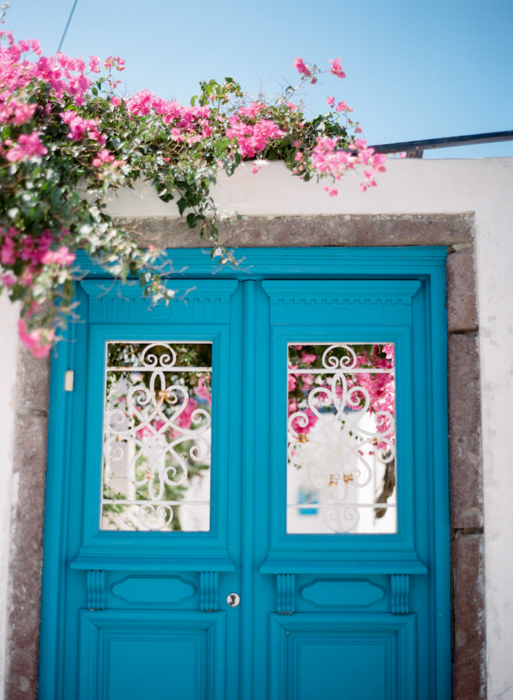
left=227, top=593, right=240, bottom=607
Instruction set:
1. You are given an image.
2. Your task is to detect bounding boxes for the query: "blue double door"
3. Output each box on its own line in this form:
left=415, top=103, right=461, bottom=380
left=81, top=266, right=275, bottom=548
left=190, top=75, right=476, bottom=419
left=40, top=248, right=451, bottom=699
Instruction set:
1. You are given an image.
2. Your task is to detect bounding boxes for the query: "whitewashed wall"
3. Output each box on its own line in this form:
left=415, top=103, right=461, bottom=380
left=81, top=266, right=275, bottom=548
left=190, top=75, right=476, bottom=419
left=1, top=157, right=513, bottom=699
left=0, top=294, right=18, bottom=696
left=107, top=156, right=513, bottom=700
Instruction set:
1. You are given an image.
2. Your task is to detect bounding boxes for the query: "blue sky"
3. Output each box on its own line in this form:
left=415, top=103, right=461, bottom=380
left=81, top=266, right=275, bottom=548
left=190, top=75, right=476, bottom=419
left=5, top=0, right=513, bottom=158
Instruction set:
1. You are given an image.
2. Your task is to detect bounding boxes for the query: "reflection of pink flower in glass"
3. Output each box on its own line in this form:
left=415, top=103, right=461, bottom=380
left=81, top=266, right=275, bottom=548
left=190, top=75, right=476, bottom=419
left=288, top=366, right=298, bottom=391
left=176, top=398, right=198, bottom=429
left=290, top=407, right=318, bottom=434
left=136, top=425, right=152, bottom=439
left=195, top=376, right=212, bottom=405
left=302, top=374, right=313, bottom=388
left=383, top=344, right=394, bottom=360
left=342, top=345, right=396, bottom=445
left=301, top=352, right=316, bottom=364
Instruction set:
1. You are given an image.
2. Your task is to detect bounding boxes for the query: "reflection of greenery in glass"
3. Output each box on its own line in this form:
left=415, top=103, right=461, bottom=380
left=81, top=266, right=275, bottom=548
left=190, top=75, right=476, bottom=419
left=102, top=342, right=212, bottom=531
left=107, top=342, right=212, bottom=368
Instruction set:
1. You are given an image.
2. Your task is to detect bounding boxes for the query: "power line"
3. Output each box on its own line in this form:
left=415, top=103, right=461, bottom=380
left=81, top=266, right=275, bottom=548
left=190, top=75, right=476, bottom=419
left=57, top=0, right=79, bottom=54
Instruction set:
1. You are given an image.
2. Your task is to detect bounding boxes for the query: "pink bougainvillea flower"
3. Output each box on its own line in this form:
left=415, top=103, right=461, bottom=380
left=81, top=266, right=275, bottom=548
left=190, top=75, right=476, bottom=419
left=329, top=58, right=346, bottom=79
left=104, top=55, right=124, bottom=71
left=0, top=271, right=16, bottom=287
left=293, top=58, right=312, bottom=78
left=92, top=148, right=123, bottom=168
left=226, top=116, right=284, bottom=159
left=1, top=231, right=17, bottom=265
left=0, top=96, right=37, bottom=125
left=17, top=319, right=54, bottom=358
left=238, top=101, right=264, bottom=119
left=61, top=110, right=104, bottom=143
left=88, top=56, right=100, bottom=73
left=5, top=132, right=47, bottom=162
left=326, top=96, right=335, bottom=107
left=372, top=153, right=387, bottom=172
left=41, top=246, right=76, bottom=266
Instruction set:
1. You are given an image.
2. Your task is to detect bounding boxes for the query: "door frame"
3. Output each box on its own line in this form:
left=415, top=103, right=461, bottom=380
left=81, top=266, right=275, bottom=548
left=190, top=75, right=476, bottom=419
left=39, top=246, right=451, bottom=698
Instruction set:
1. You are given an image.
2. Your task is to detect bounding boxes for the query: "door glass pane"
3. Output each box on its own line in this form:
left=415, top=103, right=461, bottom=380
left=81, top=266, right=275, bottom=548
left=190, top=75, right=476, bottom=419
left=102, top=342, right=212, bottom=531
left=287, top=343, right=396, bottom=534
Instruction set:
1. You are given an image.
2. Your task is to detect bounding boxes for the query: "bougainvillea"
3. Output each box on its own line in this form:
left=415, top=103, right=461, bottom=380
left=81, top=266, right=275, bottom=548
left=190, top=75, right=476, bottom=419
left=0, top=10, right=387, bottom=357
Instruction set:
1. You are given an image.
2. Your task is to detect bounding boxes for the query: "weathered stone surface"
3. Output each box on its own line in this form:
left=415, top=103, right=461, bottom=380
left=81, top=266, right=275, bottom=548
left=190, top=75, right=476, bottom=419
left=448, top=333, right=483, bottom=529
left=5, top=647, right=39, bottom=700
left=113, top=213, right=474, bottom=249
left=15, top=346, right=50, bottom=415
left=452, top=533, right=486, bottom=700
left=447, top=248, right=479, bottom=333
left=5, top=403, right=49, bottom=699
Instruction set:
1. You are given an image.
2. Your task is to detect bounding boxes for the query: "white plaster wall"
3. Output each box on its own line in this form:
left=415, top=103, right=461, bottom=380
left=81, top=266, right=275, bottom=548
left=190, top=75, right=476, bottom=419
left=107, top=157, right=513, bottom=699
left=1, top=158, right=512, bottom=698
left=0, top=293, right=18, bottom=700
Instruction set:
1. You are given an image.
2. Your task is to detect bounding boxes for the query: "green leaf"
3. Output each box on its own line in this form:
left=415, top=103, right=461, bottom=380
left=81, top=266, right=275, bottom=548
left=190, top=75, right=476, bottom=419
left=139, top=271, right=151, bottom=287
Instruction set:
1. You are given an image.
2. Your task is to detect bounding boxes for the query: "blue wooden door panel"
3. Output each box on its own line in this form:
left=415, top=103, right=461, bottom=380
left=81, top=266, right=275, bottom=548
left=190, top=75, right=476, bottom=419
left=40, top=248, right=450, bottom=700
left=269, top=613, right=416, bottom=700
left=79, top=611, right=226, bottom=700
left=110, top=574, right=197, bottom=606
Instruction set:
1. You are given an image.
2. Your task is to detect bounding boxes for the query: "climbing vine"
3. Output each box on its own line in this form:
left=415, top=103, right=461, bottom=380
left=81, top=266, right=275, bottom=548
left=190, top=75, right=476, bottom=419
left=0, top=11, right=387, bottom=356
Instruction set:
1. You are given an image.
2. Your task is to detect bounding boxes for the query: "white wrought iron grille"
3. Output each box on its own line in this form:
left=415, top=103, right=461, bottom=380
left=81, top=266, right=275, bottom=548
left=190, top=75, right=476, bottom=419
left=102, top=342, right=212, bottom=531
left=287, top=343, right=396, bottom=534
